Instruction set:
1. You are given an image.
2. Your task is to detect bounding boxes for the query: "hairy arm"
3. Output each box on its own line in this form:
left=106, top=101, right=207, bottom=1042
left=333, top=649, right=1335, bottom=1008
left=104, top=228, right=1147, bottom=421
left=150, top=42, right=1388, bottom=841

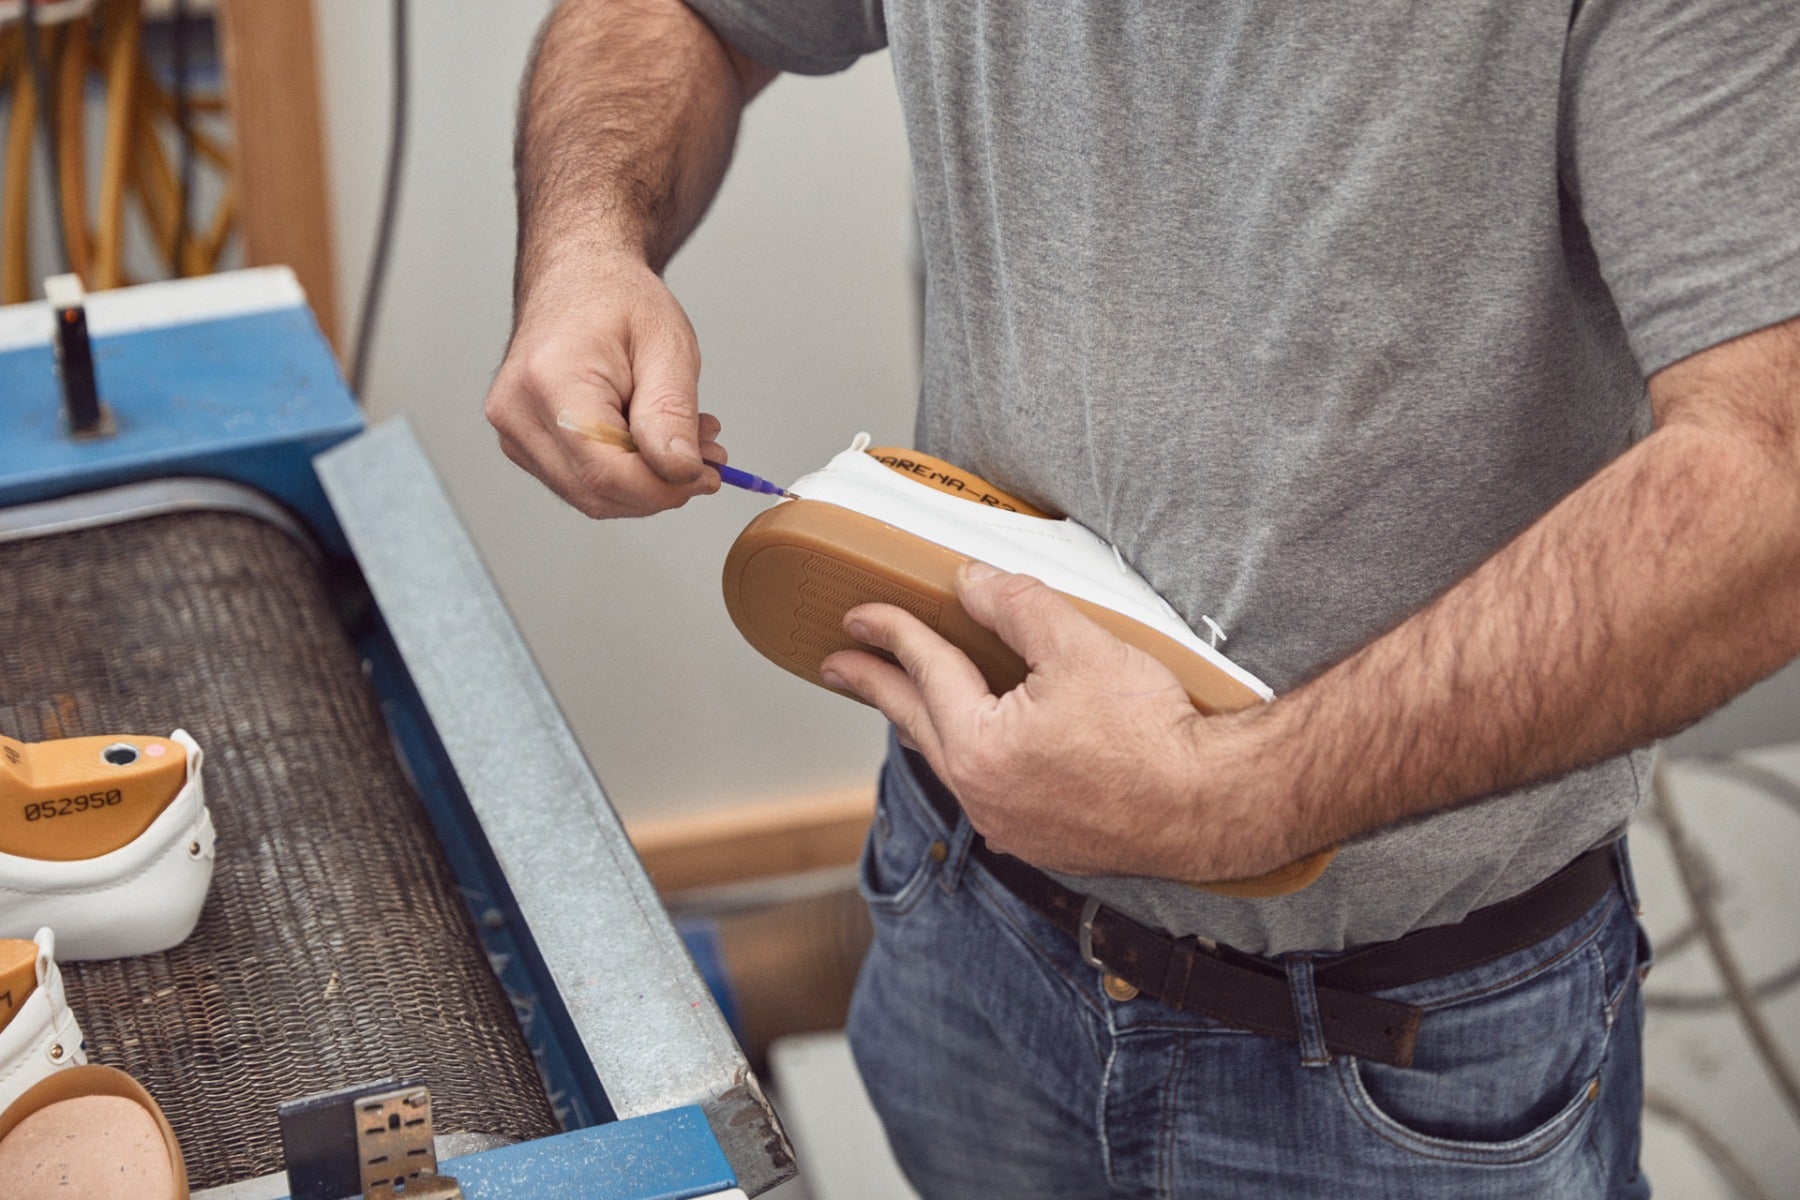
left=1228, top=315, right=1800, bottom=871
left=488, top=0, right=777, bottom=517
left=824, top=315, right=1800, bottom=883
left=514, top=0, right=772, bottom=294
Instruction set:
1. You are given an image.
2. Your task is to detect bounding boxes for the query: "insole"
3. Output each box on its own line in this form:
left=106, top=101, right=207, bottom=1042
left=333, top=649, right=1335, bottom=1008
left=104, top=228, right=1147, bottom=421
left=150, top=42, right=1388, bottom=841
left=0, top=1095, right=176, bottom=1200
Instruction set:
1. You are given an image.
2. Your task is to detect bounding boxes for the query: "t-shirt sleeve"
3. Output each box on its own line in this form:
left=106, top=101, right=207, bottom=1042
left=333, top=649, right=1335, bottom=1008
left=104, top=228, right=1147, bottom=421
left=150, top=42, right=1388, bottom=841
left=1561, top=0, right=1800, bottom=374
left=681, top=0, right=886, bottom=76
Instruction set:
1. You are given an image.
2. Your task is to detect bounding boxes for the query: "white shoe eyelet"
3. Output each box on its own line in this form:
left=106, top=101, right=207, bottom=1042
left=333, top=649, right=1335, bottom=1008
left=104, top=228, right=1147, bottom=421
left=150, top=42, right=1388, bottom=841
left=188, top=840, right=204, bottom=858
left=47, top=1042, right=66, bottom=1062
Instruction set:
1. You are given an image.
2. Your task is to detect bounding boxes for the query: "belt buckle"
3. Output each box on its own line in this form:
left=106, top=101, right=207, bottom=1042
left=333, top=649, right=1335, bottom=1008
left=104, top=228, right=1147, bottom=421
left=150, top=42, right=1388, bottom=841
left=1080, top=895, right=1224, bottom=965
left=1078, top=897, right=1145, bottom=1003
left=1078, top=896, right=1106, bottom=970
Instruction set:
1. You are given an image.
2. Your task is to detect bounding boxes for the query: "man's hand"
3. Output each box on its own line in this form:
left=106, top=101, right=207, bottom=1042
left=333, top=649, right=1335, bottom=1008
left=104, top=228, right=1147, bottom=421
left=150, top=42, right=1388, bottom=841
left=819, top=563, right=1299, bottom=882
left=486, top=260, right=727, bottom=518
left=491, top=0, right=776, bottom=517
left=825, top=315, right=1800, bottom=889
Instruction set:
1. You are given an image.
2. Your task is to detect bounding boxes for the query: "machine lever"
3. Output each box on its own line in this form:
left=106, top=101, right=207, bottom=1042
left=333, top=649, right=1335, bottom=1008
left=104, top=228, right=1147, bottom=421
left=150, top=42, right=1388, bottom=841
left=45, top=273, right=113, bottom=439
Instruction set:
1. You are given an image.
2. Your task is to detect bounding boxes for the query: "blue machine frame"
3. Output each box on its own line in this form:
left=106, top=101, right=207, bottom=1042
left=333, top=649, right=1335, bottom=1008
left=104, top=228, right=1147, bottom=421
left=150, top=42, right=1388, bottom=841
left=0, top=270, right=787, bottom=1198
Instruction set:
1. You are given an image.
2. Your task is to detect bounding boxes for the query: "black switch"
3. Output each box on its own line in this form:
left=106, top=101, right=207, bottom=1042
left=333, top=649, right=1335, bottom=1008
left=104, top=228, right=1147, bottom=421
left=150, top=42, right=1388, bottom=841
left=45, top=273, right=112, bottom=439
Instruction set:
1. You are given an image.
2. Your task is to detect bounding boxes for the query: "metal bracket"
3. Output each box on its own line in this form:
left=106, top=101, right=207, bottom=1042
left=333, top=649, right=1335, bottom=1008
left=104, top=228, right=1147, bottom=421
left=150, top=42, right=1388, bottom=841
left=355, top=1085, right=462, bottom=1200
left=281, top=1078, right=464, bottom=1200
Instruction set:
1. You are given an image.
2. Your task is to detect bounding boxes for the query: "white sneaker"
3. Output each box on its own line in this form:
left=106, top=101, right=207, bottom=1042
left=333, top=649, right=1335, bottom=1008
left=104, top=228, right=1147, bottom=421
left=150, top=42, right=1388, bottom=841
left=0, top=929, right=87, bottom=1116
left=725, top=433, right=1272, bottom=708
left=0, top=731, right=216, bottom=961
left=722, top=434, right=1333, bottom=897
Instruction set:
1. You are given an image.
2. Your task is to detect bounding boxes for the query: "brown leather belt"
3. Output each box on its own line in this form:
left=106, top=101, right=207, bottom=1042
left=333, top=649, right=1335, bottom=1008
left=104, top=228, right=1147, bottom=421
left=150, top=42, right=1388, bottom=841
left=900, top=748, right=1621, bottom=1069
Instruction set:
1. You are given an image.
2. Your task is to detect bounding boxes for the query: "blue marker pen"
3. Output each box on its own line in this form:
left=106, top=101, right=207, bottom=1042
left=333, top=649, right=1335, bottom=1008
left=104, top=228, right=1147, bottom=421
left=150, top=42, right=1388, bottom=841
left=709, top=461, right=787, bottom=496
left=556, top=413, right=787, bottom=497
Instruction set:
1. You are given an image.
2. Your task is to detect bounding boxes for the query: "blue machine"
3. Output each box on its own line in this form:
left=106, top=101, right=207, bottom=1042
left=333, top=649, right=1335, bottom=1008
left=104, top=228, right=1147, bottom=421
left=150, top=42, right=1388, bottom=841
left=0, top=270, right=789, bottom=1199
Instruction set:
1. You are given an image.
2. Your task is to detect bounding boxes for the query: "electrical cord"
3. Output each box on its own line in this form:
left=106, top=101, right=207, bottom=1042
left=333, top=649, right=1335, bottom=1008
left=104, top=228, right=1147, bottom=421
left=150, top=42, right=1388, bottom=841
left=1643, top=760, right=1800, bottom=1011
left=348, top=0, right=409, bottom=402
left=1649, top=759, right=1800, bottom=1126
left=1647, top=955, right=1800, bottom=1015
left=1644, top=1088, right=1776, bottom=1200
left=20, top=0, right=69, bottom=279
left=170, top=0, right=194, bottom=275
left=1640, top=762, right=1800, bottom=1013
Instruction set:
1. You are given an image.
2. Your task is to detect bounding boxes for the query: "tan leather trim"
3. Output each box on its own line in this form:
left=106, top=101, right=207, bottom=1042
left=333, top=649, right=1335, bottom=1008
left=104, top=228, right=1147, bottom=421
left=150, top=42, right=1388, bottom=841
left=863, top=447, right=1056, bottom=517
left=721, top=498, right=1335, bottom=896
left=0, top=734, right=188, bottom=861
left=0, top=939, right=36, bottom=1035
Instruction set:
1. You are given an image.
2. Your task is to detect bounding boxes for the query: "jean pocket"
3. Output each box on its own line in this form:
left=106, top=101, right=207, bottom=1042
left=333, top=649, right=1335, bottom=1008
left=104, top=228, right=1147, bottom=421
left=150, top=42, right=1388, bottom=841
left=1335, top=938, right=1610, bottom=1164
left=856, top=764, right=940, bottom=918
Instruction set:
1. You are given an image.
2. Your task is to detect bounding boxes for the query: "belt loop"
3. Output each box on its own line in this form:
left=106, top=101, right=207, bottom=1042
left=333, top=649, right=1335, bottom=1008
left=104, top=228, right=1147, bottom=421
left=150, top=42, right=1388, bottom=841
left=937, top=810, right=978, bottom=895
left=1285, top=955, right=1331, bottom=1068
left=1613, top=836, right=1642, bottom=915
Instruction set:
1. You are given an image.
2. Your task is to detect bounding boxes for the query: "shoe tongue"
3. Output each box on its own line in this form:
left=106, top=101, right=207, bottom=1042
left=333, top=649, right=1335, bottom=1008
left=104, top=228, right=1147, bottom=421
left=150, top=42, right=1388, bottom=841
left=0, top=939, right=37, bottom=1035
left=863, top=447, right=1056, bottom=518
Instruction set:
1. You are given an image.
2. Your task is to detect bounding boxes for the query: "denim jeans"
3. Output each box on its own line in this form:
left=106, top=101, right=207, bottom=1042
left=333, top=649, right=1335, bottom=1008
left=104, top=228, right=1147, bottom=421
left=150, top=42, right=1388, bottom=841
left=846, top=743, right=1653, bottom=1199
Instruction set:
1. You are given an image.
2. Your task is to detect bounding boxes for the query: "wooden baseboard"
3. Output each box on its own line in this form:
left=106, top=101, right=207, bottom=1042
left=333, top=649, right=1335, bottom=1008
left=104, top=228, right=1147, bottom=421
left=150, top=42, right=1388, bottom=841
left=627, top=788, right=875, bottom=894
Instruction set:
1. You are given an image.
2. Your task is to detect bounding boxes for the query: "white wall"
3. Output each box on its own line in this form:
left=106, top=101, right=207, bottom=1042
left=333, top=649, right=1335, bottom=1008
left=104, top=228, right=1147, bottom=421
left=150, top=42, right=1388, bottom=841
left=314, top=2, right=919, bottom=823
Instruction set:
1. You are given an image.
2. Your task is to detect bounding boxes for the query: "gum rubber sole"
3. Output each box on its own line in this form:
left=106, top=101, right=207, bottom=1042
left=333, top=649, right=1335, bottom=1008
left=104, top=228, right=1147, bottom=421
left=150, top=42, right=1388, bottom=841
left=722, top=499, right=1334, bottom=897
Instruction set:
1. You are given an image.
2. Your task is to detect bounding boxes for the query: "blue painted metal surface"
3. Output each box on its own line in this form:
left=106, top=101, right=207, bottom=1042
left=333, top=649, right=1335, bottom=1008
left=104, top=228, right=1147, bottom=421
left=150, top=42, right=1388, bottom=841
left=0, top=305, right=362, bottom=553
left=1, top=282, right=750, bottom=1195
left=275, top=1106, right=735, bottom=1200
left=358, top=617, right=614, bottom=1131
left=432, top=1108, right=737, bottom=1200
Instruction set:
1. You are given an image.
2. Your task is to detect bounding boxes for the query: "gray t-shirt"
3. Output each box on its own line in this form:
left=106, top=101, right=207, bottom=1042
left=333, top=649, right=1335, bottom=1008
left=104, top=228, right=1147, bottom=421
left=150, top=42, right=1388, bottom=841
left=684, top=0, right=1800, bottom=953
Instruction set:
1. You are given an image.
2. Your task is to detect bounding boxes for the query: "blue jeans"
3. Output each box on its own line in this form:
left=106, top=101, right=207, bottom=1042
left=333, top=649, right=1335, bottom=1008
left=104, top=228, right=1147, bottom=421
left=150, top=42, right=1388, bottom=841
left=847, top=744, right=1652, bottom=1198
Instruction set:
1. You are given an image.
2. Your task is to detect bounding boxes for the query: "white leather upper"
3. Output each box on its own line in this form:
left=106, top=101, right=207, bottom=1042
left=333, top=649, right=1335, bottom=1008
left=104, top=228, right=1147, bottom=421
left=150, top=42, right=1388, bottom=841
left=0, top=928, right=88, bottom=1116
left=788, top=438, right=1275, bottom=700
left=0, top=730, right=216, bottom=961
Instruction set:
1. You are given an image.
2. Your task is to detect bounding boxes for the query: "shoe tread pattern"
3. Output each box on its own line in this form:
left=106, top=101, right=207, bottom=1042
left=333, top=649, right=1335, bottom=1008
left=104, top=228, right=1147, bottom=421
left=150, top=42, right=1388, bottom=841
left=722, top=500, right=1336, bottom=897
left=790, top=554, right=941, bottom=666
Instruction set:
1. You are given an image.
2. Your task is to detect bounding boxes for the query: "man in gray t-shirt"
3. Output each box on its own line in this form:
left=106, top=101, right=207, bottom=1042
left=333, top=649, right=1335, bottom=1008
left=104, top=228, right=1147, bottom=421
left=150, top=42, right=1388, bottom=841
left=487, top=0, right=1800, bottom=1194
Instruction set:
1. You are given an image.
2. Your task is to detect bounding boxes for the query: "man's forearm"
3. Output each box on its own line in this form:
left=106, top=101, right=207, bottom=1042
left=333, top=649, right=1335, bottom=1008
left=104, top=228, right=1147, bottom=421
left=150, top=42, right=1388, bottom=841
left=514, top=0, right=769, bottom=308
left=1232, top=320, right=1800, bottom=867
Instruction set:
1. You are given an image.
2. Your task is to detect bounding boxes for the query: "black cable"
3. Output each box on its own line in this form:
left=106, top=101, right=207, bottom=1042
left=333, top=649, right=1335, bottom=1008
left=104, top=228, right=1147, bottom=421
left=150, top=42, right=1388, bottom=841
left=21, top=0, right=70, bottom=280
left=171, top=0, right=195, bottom=276
left=349, top=0, right=409, bottom=401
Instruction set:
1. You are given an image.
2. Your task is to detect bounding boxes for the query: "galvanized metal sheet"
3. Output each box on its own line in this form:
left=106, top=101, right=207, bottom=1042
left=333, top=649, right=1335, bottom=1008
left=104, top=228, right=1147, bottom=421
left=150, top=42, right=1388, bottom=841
left=315, top=421, right=793, bottom=1195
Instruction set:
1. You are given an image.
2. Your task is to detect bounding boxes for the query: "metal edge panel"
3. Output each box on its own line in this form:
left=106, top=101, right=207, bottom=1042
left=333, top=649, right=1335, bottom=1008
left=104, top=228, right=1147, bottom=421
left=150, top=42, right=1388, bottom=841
left=315, top=421, right=793, bottom=1195
left=0, top=476, right=323, bottom=566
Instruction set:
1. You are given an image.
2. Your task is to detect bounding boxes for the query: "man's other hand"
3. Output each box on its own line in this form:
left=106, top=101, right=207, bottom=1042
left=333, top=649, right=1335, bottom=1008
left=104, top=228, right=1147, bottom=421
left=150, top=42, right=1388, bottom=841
left=485, top=260, right=727, bottom=518
left=819, top=562, right=1294, bottom=884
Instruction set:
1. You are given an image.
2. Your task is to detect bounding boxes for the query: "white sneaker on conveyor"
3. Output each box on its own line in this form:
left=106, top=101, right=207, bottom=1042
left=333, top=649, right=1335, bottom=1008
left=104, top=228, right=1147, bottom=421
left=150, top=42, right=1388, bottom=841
left=721, top=434, right=1334, bottom=897
left=0, top=731, right=215, bottom=961
left=0, top=929, right=87, bottom=1116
